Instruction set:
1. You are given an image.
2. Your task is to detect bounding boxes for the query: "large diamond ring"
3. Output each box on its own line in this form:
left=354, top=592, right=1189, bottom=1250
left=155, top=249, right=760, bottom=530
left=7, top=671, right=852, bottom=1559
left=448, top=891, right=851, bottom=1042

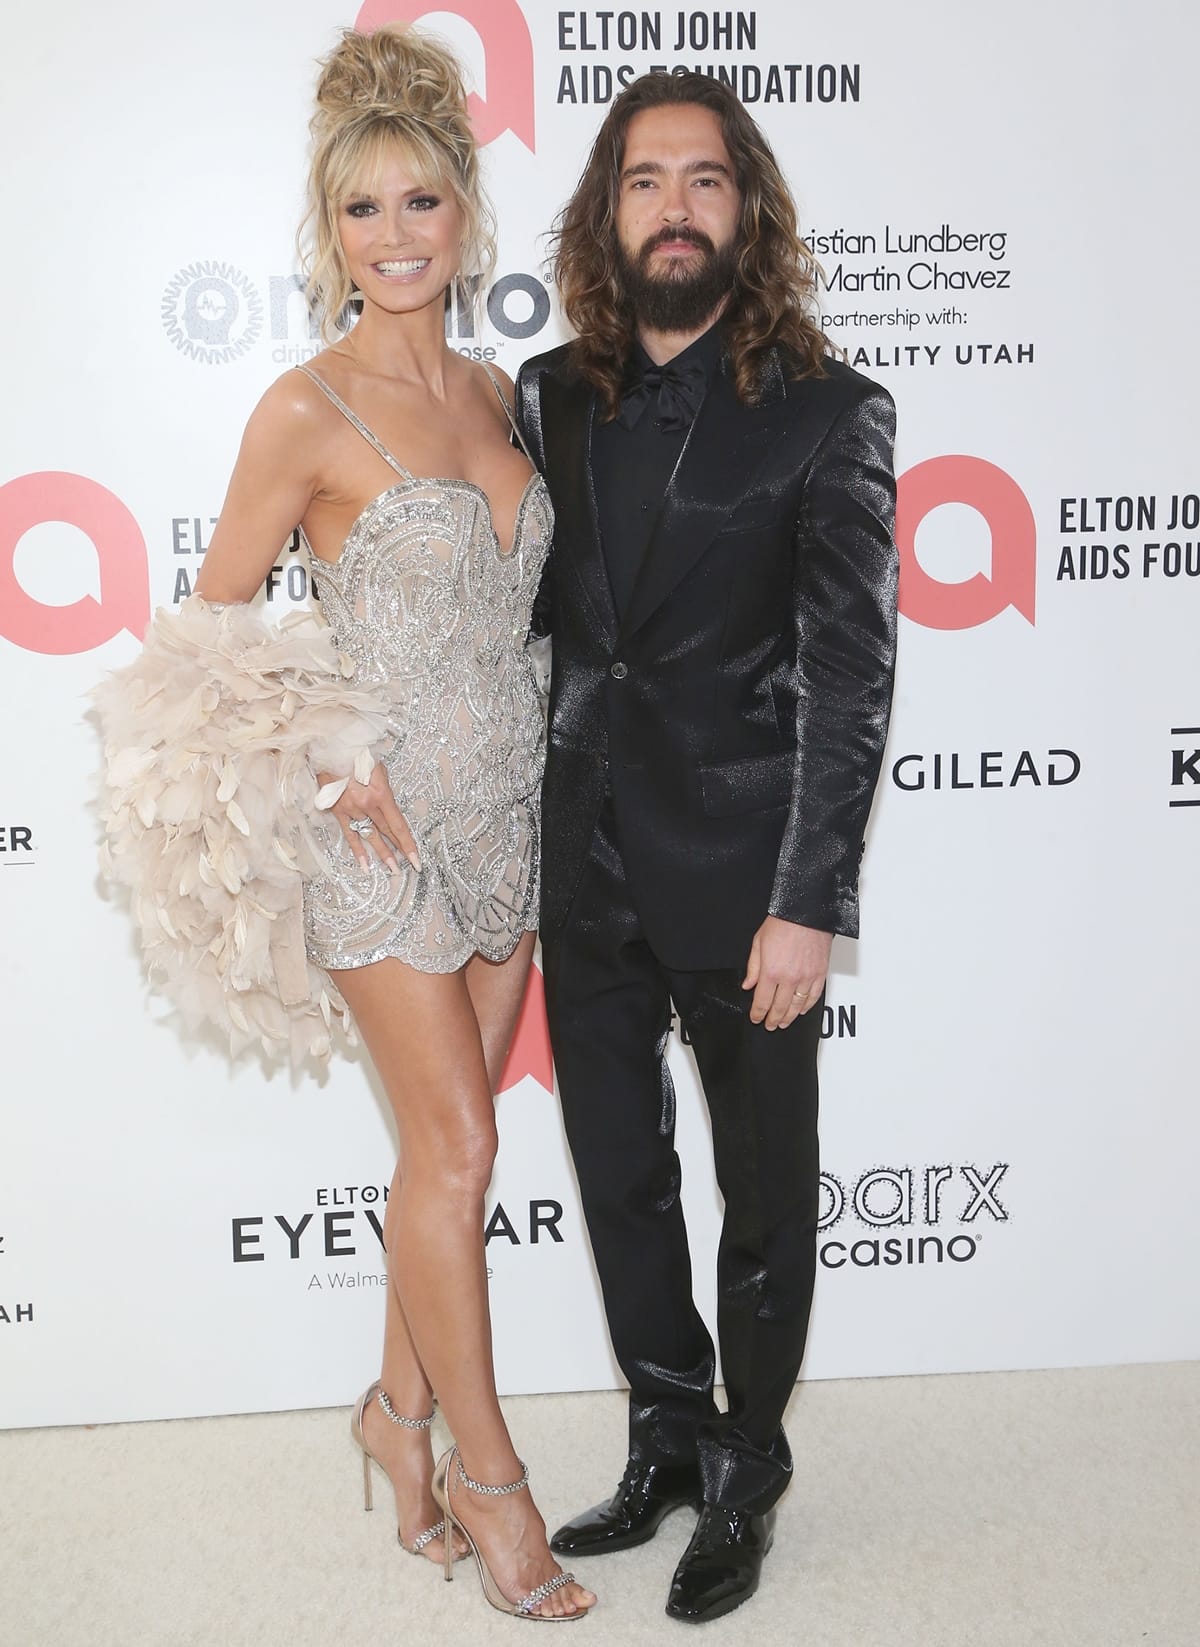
left=348, top=817, right=376, bottom=837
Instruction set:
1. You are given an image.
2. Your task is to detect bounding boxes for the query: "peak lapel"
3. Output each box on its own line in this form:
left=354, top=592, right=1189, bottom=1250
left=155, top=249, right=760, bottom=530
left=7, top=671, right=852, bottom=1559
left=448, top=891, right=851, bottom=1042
left=619, top=351, right=789, bottom=641
left=541, top=371, right=619, bottom=646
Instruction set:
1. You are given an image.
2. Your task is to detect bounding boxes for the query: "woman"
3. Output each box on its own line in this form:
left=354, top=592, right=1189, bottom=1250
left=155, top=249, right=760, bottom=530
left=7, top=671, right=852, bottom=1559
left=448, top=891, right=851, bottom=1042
left=96, top=24, right=593, bottom=1623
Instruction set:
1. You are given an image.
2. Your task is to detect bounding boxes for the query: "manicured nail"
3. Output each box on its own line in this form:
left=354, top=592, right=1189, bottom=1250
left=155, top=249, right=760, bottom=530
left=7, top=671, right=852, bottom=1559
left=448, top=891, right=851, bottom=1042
left=407, top=851, right=421, bottom=871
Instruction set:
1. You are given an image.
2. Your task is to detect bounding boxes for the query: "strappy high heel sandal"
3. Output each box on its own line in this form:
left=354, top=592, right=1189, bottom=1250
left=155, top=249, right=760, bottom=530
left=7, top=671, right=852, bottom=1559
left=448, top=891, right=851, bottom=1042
left=351, top=1381, right=448, bottom=1557
left=431, top=1446, right=589, bottom=1621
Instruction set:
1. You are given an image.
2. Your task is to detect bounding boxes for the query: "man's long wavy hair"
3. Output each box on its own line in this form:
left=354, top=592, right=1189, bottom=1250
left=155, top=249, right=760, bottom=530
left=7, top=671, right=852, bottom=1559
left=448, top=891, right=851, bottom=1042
left=552, top=72, right=828, bottom=417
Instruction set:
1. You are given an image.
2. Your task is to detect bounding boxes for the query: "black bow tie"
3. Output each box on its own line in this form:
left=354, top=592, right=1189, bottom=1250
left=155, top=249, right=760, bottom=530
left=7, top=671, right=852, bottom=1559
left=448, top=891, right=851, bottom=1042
left=617, top=358, right=707, bottom=433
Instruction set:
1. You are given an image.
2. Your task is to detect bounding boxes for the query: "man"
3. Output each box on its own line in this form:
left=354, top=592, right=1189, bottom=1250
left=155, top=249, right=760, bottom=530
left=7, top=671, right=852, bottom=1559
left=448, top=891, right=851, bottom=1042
left=517, top=71, right=897, bottom=1623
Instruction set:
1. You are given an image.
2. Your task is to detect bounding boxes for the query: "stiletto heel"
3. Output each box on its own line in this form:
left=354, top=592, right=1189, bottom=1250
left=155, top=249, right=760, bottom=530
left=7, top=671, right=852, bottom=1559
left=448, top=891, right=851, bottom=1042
left=434, top=1449, right=456, bottom=1584
left=430, top=1446, right=589, bottom=1621
left=351, top=1381, right=449, bottom=1556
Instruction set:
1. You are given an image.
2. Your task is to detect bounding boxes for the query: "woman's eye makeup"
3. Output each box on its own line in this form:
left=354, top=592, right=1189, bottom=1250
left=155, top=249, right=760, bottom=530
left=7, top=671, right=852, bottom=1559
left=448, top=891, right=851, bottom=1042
left=342, top=193, right=441, bottom=216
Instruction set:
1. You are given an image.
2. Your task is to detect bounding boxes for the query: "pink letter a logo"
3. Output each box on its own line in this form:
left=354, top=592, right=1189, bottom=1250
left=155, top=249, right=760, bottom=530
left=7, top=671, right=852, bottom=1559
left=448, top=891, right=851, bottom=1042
left=355, top=1, right=536, bottom=152
left=897, top=455, right=1037, bottom=630
left=0, top=472, right=150, bottom=656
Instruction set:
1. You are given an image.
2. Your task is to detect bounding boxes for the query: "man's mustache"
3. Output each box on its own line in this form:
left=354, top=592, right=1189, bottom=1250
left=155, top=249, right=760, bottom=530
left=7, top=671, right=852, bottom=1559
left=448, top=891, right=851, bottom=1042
left=638, top=226, right=717, bottom=263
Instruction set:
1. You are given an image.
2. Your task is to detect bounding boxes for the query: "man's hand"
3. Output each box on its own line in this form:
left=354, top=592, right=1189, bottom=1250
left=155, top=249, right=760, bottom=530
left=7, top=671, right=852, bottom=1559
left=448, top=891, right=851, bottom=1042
left=742, top=916, right=832, bottom=1031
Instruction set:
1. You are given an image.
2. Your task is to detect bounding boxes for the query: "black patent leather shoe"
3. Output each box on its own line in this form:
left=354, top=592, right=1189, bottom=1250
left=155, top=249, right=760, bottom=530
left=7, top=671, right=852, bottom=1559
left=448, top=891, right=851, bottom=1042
left=665, top=1504, right=776, bottom=1623
left=549, top=1459, right=703, bottom=1557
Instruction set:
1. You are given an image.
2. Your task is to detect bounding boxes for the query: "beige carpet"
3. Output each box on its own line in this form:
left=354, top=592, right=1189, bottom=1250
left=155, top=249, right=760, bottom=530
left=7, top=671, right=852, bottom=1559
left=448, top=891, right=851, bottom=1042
left=2, top=1363, right=1196, bottom=1647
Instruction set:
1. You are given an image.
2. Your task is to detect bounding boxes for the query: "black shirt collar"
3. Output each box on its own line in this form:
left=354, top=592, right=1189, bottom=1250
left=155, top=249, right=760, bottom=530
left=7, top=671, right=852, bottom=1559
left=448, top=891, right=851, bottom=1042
left=630, top=321, right=725, bottom=386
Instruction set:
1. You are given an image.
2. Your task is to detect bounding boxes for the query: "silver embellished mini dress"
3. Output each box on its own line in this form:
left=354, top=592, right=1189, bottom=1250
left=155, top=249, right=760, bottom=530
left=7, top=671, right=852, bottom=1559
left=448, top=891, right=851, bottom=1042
left=296, top=366, right=551, bottom=973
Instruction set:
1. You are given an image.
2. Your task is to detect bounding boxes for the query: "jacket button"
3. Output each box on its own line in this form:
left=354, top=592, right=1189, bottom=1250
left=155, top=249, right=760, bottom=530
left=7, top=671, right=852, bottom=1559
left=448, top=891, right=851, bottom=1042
left=610, top=661, right=628, bottom=680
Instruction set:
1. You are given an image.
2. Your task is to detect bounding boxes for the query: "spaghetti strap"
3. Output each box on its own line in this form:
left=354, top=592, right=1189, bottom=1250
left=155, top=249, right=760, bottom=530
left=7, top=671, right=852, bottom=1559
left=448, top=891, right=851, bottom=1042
left=295, top=365, right=413, bottom=480
left=482, top=364, right=537, bottom=466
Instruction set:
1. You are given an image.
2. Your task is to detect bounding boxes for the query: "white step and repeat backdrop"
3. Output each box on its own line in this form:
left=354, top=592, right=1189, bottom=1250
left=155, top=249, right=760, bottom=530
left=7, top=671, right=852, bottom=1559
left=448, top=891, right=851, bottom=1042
left=2, top=1, right=1197, bottom=1427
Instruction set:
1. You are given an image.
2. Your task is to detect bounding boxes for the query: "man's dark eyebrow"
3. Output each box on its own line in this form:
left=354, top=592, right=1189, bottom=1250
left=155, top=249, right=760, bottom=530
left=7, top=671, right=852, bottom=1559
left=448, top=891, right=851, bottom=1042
left=620, top=159, right=733, bottom=181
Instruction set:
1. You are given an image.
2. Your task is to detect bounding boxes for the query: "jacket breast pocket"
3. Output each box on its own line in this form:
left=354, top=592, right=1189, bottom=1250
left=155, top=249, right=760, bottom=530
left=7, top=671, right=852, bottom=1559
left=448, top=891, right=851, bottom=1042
left=719, top=495, right=779, bottom=537
left=698, top=749, right=795, bottom=817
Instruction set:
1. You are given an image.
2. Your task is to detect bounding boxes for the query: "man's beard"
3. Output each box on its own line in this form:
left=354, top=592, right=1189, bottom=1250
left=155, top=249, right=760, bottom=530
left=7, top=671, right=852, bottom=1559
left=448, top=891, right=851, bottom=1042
left=618, top=226, right=738, bottom=333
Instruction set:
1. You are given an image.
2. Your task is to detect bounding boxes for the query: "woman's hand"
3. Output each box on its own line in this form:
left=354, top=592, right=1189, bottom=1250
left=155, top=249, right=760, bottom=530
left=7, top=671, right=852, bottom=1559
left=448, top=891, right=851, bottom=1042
left=317, top=762, right=420, bottom=874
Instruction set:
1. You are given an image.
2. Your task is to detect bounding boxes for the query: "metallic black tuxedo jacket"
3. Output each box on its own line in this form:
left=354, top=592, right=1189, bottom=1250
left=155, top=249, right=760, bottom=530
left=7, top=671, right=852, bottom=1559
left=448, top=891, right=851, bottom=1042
left=516, top=343, right=898, bottom=970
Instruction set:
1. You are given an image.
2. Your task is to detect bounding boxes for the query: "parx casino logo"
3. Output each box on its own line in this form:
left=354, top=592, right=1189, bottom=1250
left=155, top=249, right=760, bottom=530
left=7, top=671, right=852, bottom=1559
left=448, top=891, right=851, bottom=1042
left=161, top=261, right=265, bottom=365
left=818, top=1161, right=1009, bottom=1271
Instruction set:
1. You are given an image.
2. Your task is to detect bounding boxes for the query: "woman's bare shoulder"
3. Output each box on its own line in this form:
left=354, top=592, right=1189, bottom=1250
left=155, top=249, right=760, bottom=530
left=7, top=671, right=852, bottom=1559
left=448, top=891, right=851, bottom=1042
left=235, top=359, right=348, bottom=467
left=464, top=357, right=519, bottom=427
left=257, top=357, right=342, bottom=422
left=482, top=361, right=516, bottom=398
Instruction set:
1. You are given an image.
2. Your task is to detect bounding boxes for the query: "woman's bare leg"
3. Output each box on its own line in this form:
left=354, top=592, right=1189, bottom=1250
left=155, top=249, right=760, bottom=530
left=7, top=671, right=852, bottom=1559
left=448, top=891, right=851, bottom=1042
left=358, top=1169, right=461, bottom=1560
left=360, top=937, right=534, bottom=1559
left=339, top=938, right=594, bottom=1617
left=463, top=932, right=537, bottom=1091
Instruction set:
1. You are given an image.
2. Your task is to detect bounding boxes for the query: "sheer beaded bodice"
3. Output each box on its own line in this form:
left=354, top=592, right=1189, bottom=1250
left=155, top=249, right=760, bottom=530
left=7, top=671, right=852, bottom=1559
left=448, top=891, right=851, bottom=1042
left=296, top=365, right=551, bottom=972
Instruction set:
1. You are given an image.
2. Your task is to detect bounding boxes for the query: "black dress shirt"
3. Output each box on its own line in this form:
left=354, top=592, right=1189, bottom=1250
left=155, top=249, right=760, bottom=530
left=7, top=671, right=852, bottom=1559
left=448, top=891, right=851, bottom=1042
left=592, top=323, right=725, bottom=622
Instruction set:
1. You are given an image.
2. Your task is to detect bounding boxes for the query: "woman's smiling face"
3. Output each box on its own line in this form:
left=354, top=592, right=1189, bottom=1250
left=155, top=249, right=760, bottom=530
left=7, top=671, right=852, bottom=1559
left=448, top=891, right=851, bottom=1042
left=338, top=145, right=464, bottom=318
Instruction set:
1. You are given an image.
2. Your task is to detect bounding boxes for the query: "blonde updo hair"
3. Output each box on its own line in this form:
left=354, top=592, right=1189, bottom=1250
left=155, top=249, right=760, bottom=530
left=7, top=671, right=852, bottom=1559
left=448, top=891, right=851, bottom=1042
left=302, top=25, right=496, bottom=341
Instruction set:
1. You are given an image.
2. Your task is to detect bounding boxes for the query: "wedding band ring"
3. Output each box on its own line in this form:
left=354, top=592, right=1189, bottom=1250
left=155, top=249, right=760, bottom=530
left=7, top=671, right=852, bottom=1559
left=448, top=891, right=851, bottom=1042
left=348, top=817, right=376, bottom=837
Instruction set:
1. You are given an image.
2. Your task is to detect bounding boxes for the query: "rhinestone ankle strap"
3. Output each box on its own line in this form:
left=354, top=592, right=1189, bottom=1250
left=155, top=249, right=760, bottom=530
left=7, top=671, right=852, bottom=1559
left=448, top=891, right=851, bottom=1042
left=455, top=1450, right=530, bottom=1496
left=377, top=1388, right=435, bottom=1430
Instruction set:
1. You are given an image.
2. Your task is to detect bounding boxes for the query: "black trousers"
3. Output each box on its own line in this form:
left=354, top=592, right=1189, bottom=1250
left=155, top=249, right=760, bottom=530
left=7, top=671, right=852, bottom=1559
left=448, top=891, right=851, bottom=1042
left=542, top=797, right=822, bottom=1515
